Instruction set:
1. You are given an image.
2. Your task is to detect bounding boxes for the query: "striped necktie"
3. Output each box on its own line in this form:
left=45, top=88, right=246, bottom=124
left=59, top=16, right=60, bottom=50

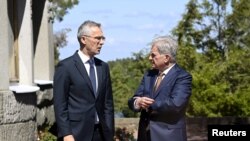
left=153, top=73, right=164, bottom=92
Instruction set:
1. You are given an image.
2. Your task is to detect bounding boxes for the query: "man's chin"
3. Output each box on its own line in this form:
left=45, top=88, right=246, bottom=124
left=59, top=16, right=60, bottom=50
left=95, top=51, right=101, bottom=55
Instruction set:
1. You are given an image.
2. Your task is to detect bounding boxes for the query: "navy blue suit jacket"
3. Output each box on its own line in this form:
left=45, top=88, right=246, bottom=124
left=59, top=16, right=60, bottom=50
left=128, top=64, right=192, bottom=141
left=53, top=51, right=114, bottom=141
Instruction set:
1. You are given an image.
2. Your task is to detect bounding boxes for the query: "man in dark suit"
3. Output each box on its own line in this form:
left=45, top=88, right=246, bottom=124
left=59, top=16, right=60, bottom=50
left=128, top=35, right=192, bottom=141
left=53, top=20, right=114, bottom=141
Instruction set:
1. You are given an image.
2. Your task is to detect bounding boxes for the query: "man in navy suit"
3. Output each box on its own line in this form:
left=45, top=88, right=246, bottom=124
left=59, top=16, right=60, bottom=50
left=128, top=35, right=192, bottom=141
left=53, top=20, right=114, bottom=141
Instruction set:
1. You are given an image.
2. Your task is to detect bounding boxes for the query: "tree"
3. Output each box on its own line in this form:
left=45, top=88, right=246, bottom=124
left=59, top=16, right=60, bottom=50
left=172, top=0, right=250, bottom=117
left=48, top=0, right=79, bottom=64
left=53, top=28, right=71, bottom=65
left=48, top=0, right=79, bottom=22
left=226, top=0, right=250, bottom=49
left=108, top=50, right=150, bottom=117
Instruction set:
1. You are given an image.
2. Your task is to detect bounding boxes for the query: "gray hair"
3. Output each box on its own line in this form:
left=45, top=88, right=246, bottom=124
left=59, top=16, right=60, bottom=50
left=151, top=35, right=178, bottom=63
left=77, top=20, right=101, bottom=41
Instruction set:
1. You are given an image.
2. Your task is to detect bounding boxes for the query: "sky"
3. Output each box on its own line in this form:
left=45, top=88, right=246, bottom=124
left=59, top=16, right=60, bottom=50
left=54, top=0, right=189, bottom=62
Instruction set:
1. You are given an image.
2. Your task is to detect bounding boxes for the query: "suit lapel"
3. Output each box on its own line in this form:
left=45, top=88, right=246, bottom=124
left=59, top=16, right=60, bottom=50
left=73, top=53, right=95, bottom=96
left=153, top=65, right=179, bottom=98
left=150, top=75, right=158, bottom=98
left=95, top=58, right=102, bottom=98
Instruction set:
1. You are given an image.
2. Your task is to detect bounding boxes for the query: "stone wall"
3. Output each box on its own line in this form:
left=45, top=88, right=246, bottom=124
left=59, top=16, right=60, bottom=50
left=0, top=91, right=37, bottom=141
left=0, top=84, right=54, bottom=141
left=36, top=84, right=55, bottom=130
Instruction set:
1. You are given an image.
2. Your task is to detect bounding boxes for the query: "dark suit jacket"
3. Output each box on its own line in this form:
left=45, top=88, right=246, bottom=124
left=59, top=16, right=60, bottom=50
left=53, top=51, right=114, bottom=141
left=128, top=64, right=192, bottom=141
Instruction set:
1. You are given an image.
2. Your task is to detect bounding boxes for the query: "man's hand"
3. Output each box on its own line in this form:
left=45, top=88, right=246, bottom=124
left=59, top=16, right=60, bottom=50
left=64, top=135, right=75, bottom=141
left=136, top=97, right=154, bottom=109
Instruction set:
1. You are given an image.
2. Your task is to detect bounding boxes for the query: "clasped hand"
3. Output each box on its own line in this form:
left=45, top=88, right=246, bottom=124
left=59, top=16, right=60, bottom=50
left=136, top=97, right=154, bottom=109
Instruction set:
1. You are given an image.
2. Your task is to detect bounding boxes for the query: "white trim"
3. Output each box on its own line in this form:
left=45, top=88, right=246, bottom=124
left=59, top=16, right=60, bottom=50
left=34, top=80, right=53, bottom=85
left=9, top=84, right=40, bottom=93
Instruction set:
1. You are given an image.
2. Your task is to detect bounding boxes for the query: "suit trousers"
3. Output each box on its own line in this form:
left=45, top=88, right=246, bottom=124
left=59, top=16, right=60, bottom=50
left=57, top=124, right=105, bottom=141
left=146, top=129, right=151, bottom=141
left=92, top=124, right=105, bottom=141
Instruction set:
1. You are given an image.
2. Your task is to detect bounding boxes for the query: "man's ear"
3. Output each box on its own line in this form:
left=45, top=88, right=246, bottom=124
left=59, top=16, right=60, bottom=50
left=80, top=36, right=86, bottom=45
left=164, top=54, right=170, bottom=63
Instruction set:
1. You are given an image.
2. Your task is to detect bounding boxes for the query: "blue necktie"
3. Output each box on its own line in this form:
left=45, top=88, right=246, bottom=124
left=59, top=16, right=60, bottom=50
left=89, top=59, right=99, bottom=123
left=89, top=59, right=96, bottom=94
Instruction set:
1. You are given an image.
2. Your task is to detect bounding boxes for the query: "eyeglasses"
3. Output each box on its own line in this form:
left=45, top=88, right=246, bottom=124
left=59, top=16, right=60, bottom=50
left=149, top=52, right=169, bottom=59
left=83, top=35, right=106, bottom=41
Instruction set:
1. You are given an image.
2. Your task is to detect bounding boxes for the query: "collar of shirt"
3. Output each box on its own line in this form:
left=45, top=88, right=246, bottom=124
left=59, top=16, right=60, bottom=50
left=78, top=50, right=90, bottom=64
left=78, top=50, right=96, bottom=76
left=161, top=63, right=176, bottom=79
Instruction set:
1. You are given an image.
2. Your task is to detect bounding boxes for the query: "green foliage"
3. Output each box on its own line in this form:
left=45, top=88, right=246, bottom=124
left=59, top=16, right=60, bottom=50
left=183, top=47, right=250, bottom=117
left=51, top=0, right=250, bottom=118
left=40, top=133, right=56, bottom=141
left=38, top=125, right=57, bottom=141
left=53, top=0, right=250, bottom=118
left=173, top=0, right=250, bottom=117
left=226, top=0, right=250, bottom=49
left=176, top=44, right=197, bottom=72
left=114, top=127, right=136, bottom=141
left=108, top=51, right=150, bottom=117
left=48, top=0, right=79, bottom=22
left=53, top=28, right=71, bottom=65
left=49, top=0, right=77, bottom=65
left=109, top=0, right=250, bottom=118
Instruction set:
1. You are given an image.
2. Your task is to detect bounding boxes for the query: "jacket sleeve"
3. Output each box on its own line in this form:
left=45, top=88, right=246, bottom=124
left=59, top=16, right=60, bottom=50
left=53, top=61, right=72, bottom=138
left=128, top=73, right=146, bottom=112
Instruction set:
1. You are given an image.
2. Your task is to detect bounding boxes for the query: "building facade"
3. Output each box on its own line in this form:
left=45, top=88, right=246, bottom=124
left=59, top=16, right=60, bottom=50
left=0, top=0, right=54, bottom=140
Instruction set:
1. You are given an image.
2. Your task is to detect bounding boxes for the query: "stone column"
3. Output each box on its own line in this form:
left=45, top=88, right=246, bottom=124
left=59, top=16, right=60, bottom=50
left=0, top=1, right=38, bottom=141
left=0, top=0, right=11, bottom=90
left=32, top=2, right=55, bottom=137
left=18, top=0, right=34, bottom=85
left=34, top=0, right=55, bottom=81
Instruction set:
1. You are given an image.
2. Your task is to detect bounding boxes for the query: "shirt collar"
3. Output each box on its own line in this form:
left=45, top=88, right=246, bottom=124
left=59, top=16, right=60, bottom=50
left=78, top=50, right=91, bottom=64
left=161, top=63, right=176, bottom=76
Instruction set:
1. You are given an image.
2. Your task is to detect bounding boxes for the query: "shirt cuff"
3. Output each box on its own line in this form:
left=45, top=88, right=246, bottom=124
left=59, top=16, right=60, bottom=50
left=134, top=98, right=141, bottom=110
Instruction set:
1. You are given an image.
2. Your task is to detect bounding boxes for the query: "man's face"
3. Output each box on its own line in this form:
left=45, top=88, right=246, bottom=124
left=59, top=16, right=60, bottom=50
left=81, top=26, right=105, bottom=57
left=148, top=45, right=169, bottom=71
